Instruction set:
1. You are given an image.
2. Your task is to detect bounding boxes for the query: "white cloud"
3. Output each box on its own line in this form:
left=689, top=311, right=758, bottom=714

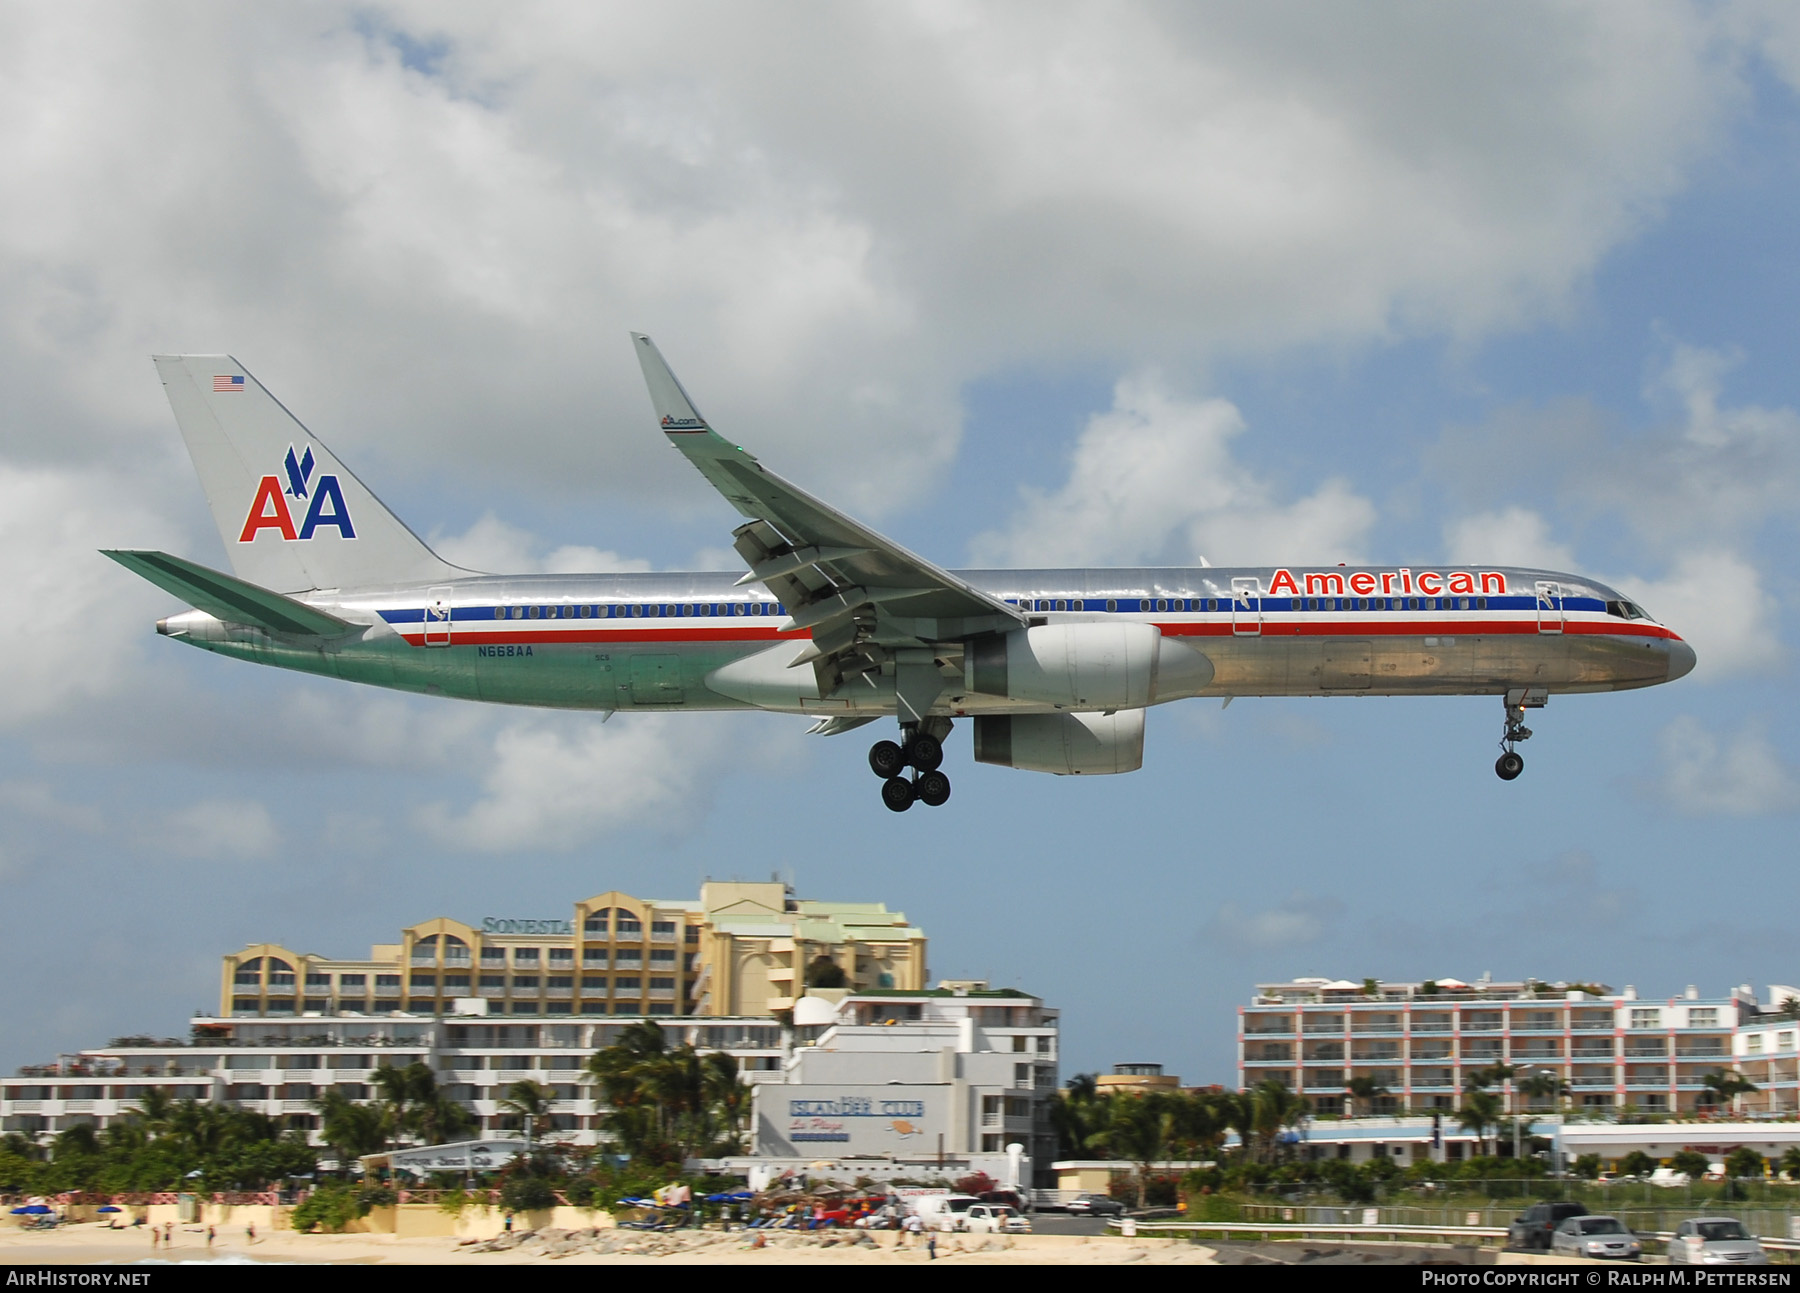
left=1655, top=716, right=1800, bottom=816
left=163, top=798, right=280, bottom=860
left=1211, top=892, right=1344, bottom=950
left=0, top=461, right=189, bottom=727
left=1443, top=506, right=1578, bottom=572
left=0, top=782, right=104, bottom=834
left=0, top=2, right=1747, bottom=515
left=1615, top=549, right=1782, bottom=678
left=420, top=713, right=799, bottom=850
left=428, top=513, right=652, bottom=575
left=970, top=374, right=1375, bottom=567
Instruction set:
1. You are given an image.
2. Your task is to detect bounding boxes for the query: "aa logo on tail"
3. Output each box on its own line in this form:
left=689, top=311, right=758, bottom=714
left=238, top=444, right=356, bottom=542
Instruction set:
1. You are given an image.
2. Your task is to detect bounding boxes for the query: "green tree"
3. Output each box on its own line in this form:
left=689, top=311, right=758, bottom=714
left=1620, top=1150, right=1656, bottom=1178
left=1457, top=1090, right=1503, bottom=1154
left=1345, top=1076, right=1388, bottom=1117
left=498, top=1079, right=557, bottom=1138
left=1700, top=1070, right=1757, bottom=1113
left=1780, top=1146, right=1800, bottom=1180
left=1669, top=1149, right=1711, bottom=1180
left=1515, top=1070, right=1567, bottom=1110
left=803, top=955, right=847, bottom=988
left=1050, top=1075, right=1103, bottom=1159
left=1250, top=1080, right=1309, bottom=1163
left=1087, top=1092, right=1179, bottom=1209
left=583, top=1020, right=743, bottom=1164
left=1573, top=1153, right=1603, bottom=1179
left=1724, top=1147, right=1767, bottom=1179
left=313, top=1089, right=391, bottom=1174
left=1779, top=997, right=1800, bottom=1022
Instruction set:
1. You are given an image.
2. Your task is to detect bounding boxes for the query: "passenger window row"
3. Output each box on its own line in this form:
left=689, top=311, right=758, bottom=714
left=487, top=602, right=784, bottom=620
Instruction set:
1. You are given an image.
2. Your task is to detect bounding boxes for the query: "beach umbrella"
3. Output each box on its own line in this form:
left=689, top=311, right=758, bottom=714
left=97, top=1206, right=122, bottom=1213
left=11, top=1205, right=51, bottom=1214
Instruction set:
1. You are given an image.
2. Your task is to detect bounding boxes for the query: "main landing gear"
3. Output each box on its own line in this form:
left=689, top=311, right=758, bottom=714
left=1495, top=688, right=1547, bottom=781
left=869, top=722, right=952, bottom=812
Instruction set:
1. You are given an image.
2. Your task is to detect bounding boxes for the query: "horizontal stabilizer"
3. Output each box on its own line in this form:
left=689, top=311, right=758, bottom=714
left=102, top=550, right=353, bottom=637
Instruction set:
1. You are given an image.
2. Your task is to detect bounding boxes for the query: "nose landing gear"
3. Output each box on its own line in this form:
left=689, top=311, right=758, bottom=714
left=870, top=721, right=953, bottom=811
left=1495, top=688, right=1547, bottom=781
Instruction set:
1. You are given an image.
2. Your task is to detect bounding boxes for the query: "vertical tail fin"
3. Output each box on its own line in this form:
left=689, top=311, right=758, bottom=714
left=153, top=355, right=464, bottom=592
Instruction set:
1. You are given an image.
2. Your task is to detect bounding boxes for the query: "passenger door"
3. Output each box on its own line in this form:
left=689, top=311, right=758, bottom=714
left=1535, top=581, right=1564, bottom=635
left=424, top=585, right=452, bottom=646
left=1231, top=577, right=1262, bottom=637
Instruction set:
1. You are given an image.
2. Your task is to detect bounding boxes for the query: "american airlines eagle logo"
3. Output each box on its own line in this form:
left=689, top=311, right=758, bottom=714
left=238, top=444, right=356, bottom=542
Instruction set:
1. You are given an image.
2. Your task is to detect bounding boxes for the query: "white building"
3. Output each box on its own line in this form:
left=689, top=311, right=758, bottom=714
left=734, top=983, right=1060, bottom=1185
left=2, top=1013, right=785, bottom=1145
left=1240, top=976, right=1789, bottom=1117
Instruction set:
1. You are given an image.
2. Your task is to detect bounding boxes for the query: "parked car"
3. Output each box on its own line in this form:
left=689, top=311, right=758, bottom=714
left=911, top=1194, right=983, bottom=1232
left=1507, top=1202, right=1589, bottom=1251
left=1064, top=1193, right=1126, bottom=1217
left=1668, top=1218, right=1769, bottom=1266
left=979, top=1189, right=1029, bottom=1213
left=962, top=1203, right=1031, bottom=1234
left=1550, top=1215, right=1641, bottom=1261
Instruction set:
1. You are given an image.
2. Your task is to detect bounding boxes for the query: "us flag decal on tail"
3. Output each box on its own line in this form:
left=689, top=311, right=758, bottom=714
left=213, top=375, right=244, bottom=392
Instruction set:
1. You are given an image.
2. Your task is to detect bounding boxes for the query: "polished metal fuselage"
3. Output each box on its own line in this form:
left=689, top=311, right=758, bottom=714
left=156, top=564, right=1691, bottom=715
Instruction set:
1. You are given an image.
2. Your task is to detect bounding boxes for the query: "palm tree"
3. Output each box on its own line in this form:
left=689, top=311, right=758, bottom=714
left=124, top=1086, right=178, bottom=1137
left=1515, top=1070, right=1568, bottom=1112
left=1345, top=1076, right=1389, bottom=1117
left=312, top=1089, right=390, bottom=1174
left=700, top=1051, right=751, bottom=1148
left=1087, top=1092, right=1179, bottom=1209
left=1779, top=997, right=1800, bottom=1023
left=413, top=1093, right=478, bottom=1147
left=1457, top=1090, right=1503, bottom=1155
left=1700, top=1069, right=1757, bottom=1115
left=1250, top=1080, right=1309, bottom=1163
left=370, top=1061, right=443, bottom=1142
left=497, top=1079, right=558, bottom=1141
left=1050, top=1075, right=1104, bottom=1160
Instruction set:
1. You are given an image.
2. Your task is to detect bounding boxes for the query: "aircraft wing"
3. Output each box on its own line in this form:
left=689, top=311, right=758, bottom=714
left=632, top=333, right=1024, bottom=666
left=103, top=549, right=353, bottom=637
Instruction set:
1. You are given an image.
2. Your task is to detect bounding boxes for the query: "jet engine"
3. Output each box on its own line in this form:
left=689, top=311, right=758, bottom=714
left=972, top=709, right=1145, bottom=775
left=967, top=622, right=1159, bottom=710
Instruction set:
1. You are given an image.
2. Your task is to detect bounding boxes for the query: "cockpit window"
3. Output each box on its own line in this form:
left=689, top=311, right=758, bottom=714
left=1606, top=600, right=1652, bottom=621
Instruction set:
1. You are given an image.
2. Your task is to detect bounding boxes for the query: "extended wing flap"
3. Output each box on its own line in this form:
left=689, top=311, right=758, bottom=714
left=630, top=332, right=1023, bottom=635
left=103, top=549, right=353, bottom=637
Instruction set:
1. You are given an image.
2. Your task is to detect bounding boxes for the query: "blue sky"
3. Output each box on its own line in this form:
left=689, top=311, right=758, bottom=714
left=3, top=3, right=1800, bottom=1086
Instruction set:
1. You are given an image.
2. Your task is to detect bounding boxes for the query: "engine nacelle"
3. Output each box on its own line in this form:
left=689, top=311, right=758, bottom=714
left=967, top=622, right=1160, bottom=710
left=972, top=710, right=1145, bottom=775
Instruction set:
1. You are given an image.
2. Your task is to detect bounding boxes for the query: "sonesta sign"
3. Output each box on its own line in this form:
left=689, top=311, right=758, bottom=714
left=1266, top=569, right=1509, bottom=598
left=480, top=917, right=573, bottom=934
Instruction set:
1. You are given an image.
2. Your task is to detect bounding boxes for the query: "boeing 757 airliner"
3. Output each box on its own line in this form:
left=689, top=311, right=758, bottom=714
left=108, top=337, right=1694, bottom=811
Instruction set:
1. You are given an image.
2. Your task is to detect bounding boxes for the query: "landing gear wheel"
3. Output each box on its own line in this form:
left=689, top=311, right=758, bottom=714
left=909, top=733, right=944, bottom=772
left=880, top=777, right=917, bottom=812
left=869, top=740, right=906, bottom=779
left=916, top=770, right=951, bottom=807
left=1495, top=751, right=1524, bottom=781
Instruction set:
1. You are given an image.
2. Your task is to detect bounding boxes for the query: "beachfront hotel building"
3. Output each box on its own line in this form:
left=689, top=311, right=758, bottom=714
left=217, top=880, right=927, bottom=1020
left=1239, top=975, right=1800, bottom=1117
left=0, top=985, right=1060, bottom=1168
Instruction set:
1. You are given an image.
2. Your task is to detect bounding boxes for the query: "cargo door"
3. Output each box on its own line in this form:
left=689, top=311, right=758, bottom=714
left=1535, top=581, right=1564, bottom=635
left=424, top=585, right=452, bottom=646
left=1231, top=577, right=1262, bottom=637
left=629, top=654, right=684, bottom=704
left=1322, top=640, right=1372, bottom=689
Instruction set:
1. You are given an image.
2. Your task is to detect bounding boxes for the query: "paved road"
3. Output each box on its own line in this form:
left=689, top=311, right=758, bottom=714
left=1027, top=1213, right=1115, bottom=1237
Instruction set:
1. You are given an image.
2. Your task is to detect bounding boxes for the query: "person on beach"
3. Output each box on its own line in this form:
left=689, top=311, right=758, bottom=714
left=150, top=1226, right=159, bottom=1250
left=246, top=1222, right=256, bottom=1244
left=206, top=1224, right=215, bottom=1247
left=163, top=1222, right=173, bottom=1247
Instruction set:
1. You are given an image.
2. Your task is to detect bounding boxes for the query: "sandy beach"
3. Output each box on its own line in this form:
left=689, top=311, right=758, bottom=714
left=0, top=1221, right=1223, bottom=1265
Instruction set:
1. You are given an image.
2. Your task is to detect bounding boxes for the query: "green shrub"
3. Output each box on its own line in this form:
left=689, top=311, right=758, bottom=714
left=499, top=1173, right=559, bottom=1212
left=291, top=1180, right=370, bottom=1234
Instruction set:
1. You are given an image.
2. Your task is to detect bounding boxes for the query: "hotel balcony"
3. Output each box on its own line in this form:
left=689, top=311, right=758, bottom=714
left=1570, top=1018, right=1613, bottom=1031
left=1410, top=1022, right=1452, bottom=1034
left=265, top=984, right=296, bottom=997
left=546, top=988, right=572, bottom=999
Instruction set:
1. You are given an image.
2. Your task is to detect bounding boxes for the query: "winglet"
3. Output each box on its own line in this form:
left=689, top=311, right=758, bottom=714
left=631, top=332, right=754, bottom=463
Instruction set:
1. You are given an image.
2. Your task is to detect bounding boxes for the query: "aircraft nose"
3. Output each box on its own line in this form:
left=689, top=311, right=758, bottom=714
left=1666, top=637, right=1696, bottom=682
